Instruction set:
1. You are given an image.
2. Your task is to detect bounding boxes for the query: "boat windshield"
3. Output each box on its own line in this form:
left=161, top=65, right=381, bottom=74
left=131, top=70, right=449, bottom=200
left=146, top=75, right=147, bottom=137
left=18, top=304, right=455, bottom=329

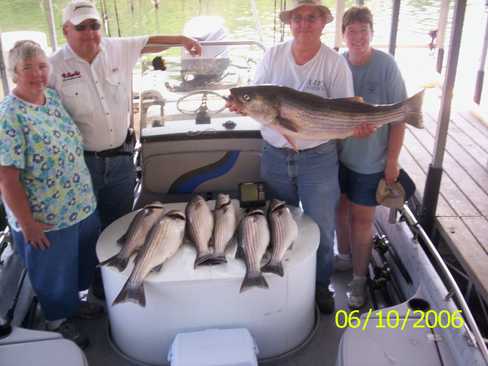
left=134, top=41, right=264, bottom=138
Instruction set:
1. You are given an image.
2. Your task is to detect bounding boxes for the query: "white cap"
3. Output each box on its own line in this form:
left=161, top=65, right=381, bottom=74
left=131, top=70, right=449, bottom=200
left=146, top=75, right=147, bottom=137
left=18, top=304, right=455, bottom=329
left=62, top=1, right=101, bottom=26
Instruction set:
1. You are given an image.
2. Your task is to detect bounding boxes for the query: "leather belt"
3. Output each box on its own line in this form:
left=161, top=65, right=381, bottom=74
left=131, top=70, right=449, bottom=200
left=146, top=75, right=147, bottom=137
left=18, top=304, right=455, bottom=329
left=84, top=144, right=126, bottom=158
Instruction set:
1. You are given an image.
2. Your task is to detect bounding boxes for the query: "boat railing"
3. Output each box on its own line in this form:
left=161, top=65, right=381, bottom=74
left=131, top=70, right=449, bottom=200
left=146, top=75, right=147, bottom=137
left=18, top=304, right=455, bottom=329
left=399, top=205, right=488, bottom=363
left=144, top=40, right=265, bottom=52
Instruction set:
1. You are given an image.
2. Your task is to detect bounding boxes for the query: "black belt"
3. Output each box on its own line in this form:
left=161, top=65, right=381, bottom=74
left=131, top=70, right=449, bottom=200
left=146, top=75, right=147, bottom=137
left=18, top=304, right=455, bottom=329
left=84, top=144, right=127, bottom=158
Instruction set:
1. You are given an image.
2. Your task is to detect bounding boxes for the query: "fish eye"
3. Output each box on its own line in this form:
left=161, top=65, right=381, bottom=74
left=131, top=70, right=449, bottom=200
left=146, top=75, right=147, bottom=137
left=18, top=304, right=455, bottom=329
left=242, top=94, right=251, bottom=101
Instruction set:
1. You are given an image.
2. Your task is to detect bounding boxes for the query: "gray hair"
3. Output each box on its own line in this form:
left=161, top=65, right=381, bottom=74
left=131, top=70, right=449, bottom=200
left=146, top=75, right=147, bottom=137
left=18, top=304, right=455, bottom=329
left=7, top=40, right=47, bottom=83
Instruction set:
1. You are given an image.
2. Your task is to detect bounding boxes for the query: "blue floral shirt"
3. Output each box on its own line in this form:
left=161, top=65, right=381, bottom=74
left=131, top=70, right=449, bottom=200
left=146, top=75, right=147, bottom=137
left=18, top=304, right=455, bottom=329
left=0, top=88, right=96, bottom=231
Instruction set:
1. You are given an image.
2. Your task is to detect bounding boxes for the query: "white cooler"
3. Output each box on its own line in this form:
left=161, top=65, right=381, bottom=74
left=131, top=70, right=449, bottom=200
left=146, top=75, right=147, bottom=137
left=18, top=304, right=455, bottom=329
left=168, top=328, right=258, bottom=366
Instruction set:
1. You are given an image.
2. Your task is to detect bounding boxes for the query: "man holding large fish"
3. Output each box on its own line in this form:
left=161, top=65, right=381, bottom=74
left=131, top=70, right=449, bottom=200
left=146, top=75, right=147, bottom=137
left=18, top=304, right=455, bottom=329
left=228, top=0, right=359, bottom=314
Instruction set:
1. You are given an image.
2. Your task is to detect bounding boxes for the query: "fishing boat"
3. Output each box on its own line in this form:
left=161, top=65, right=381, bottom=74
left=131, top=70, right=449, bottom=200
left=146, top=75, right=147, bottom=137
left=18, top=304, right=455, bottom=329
left=1, top=1, right=488, bottom=365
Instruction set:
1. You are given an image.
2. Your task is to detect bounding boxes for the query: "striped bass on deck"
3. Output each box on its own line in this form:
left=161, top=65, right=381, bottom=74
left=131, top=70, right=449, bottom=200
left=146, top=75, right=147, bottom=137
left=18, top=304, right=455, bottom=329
left=99, top=202, right=165, bottom=272
left=237, top=209, right=270, bottom=293
left=112, top=210, right=186, bottom=307
left=262, top=199, right=298, bottom=277
left=185, top=195, right=215, bottom=268
left=229, top=85, right=424, bottom=146
left=211, top=193, right=238, bottom=264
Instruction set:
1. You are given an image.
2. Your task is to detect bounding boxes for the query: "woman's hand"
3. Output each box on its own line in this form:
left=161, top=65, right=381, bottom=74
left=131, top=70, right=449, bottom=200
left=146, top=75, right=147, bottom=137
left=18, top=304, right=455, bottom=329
left=181, top=36, right=202, bottom=56
left=21, top=219, right=52, bottom=250
left=384, top=160, right=400, bottom=185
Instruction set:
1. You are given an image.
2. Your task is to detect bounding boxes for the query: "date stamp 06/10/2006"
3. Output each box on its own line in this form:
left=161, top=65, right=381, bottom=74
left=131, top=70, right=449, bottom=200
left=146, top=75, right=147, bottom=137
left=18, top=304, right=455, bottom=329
left=335, top=309, right=465, bottom=331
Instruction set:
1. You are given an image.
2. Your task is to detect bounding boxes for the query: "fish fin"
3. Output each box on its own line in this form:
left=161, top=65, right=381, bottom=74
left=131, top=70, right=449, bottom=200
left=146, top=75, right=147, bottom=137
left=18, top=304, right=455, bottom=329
left=98, top=254, right=130, bottom=272
left=276, top=116, right=299, bottom=132
left=403, top=90, right=425, bottom=128
left=262, top=262, right=284, bottom=277
left=283, top=134, right=299, bottom=151
left=235, top=244, right=245, bottom=260
left=116, top=232, right=128, bottom=245
left=194, top=253, right=214, bottom=268
left=151, top=263, right=163, bottom=272
left=210, top=255, right=227, bottom=264
left=240, top=271, right=269, bottom=293
left=112, top=281, right=146, bottom=307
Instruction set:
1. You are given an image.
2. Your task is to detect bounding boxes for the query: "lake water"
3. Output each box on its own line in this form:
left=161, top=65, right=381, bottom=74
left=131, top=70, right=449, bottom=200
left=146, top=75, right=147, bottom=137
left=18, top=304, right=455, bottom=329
left=0, top=0, right=486, bottom=103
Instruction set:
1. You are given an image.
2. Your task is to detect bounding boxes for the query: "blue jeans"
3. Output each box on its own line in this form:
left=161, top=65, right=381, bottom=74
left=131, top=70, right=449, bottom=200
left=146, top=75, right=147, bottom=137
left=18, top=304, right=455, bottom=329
left=84, top=154, right=136, bottom=229
left=261, top=141, right=340, bottom=289
left=13, top=212, right=100, bottom=320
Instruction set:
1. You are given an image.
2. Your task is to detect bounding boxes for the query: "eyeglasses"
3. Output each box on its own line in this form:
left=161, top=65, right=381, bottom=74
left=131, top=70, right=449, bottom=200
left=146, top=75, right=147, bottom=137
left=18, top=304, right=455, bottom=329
left=291, top=15, right=321, bottom=24
left=74, top=22, right=101, bottom=32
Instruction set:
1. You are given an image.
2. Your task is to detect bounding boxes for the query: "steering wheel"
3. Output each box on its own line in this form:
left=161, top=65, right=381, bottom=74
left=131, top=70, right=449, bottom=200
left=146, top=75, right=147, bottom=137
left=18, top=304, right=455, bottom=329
left=176, top=90, right=227, bottom=115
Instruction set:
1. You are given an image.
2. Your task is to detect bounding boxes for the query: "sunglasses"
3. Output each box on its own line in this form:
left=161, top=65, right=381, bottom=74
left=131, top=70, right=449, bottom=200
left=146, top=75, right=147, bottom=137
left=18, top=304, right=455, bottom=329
left=74, top=22, right=101, bottom=32
left=291, top=15, right=321, bottom=24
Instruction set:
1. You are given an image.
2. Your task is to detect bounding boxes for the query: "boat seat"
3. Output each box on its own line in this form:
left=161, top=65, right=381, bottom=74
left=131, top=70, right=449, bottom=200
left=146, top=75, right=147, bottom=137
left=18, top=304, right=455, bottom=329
left=0, top=326, right=88, bottom=366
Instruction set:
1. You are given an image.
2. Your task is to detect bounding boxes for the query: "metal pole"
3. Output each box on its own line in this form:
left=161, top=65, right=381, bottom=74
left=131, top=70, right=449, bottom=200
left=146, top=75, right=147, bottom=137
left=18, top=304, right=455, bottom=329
left=436, top=0, right=450, bottom=73
left=474, top=6, right=488, bottom=104
left=0, top=36, right=9, bottom=96
left=45, top=0, right=57, bottom=52
left=389, top=0, right=401, bottom=56
left=250, top=0, right=264, bottom=44
left=421, top=0, right=467, bottom=234
left=334, top=0, right=345, bottom=51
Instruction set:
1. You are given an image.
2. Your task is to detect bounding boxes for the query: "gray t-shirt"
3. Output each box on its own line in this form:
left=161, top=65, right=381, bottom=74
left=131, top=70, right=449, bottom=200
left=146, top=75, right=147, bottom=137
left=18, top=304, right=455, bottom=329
left=338, top=49, right=407, bottom=174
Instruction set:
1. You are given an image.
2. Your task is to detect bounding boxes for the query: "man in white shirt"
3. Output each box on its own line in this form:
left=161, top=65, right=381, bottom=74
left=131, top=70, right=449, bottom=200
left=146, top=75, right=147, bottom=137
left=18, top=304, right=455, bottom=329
left=228, top=0, right=372, bottom=314
left=49, top=1, right=201, bottom=230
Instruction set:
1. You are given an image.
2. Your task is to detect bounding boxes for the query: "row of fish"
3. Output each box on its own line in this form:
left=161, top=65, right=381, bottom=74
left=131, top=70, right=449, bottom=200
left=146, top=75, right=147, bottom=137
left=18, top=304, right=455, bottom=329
left=102, top=194, right=298, bottom=306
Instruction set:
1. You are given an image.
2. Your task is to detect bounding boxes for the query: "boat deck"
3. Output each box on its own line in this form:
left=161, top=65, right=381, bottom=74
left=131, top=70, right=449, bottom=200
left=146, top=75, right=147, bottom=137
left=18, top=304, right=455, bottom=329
left=399, top=89, right=488, bottom=304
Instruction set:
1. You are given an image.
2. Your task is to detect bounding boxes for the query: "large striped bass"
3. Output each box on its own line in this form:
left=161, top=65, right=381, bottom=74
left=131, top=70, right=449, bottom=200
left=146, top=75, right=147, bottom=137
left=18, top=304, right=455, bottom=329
left=99, top=202, right=165, bottom=272
left=237, top=209, right=270, bottom=293
left=229, top=85, right=424, bottom=146
left=211, top=193, right=238, bottom=264
left=185, top=195, right=215, bottom=268
left=112, top=210, right=186, bottom=307
left=262, top=199, right=298, bottom=277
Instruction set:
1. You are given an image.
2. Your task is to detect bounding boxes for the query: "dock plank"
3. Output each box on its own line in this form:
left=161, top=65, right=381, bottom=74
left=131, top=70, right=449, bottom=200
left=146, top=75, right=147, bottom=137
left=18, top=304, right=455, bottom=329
left=463, top=217, right=488, bottom=255
left=404, top=129, right=479, bottom=217
left=436, top=217, right=488, bottom=303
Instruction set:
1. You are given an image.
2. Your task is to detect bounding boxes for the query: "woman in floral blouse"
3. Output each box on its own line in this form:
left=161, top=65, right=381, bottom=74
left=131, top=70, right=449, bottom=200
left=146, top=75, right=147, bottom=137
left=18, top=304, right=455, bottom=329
left=0, top=40, right=100, bottom=348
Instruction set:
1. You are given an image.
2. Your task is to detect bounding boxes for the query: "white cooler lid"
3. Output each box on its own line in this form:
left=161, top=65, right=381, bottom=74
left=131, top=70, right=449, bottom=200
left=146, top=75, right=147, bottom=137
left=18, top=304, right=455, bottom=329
left=168, top=328, right=258, bottom=366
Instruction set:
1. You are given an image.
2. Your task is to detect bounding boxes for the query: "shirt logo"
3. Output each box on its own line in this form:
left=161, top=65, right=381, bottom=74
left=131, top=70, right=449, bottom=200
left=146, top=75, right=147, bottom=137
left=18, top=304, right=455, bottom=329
left=62, top=71, right=81, bottom=81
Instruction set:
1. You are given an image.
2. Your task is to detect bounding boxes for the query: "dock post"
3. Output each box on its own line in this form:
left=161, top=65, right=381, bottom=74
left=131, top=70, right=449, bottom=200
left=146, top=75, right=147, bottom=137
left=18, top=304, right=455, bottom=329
left=421, top=0, right=467, bottom=234
left=436, top=0, right=450, bottom=73
left=474, top=3, right=488, bottom=104
left=389, top=0, right=401, bottom=56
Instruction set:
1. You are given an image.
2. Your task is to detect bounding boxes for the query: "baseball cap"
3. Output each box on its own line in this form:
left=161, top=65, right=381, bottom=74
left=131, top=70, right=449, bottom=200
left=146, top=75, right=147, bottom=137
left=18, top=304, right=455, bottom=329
left=376, top=169, right=416, bottom=209
left=63, top=1, right=101, bottom=26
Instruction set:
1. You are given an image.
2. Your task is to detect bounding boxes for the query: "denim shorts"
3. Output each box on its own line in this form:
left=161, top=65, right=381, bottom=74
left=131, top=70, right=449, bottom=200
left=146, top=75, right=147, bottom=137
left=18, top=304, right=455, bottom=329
left=339, top=163, right=383, bottom=206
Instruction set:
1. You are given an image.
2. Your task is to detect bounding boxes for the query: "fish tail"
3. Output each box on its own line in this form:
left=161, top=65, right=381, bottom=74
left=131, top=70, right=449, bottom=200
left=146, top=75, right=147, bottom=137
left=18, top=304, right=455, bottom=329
left=98, top=254, right=129, bottom=272
left=404, top=90, right=425, bottom=128
left=112, top=280, right=146, bottom=307
left=194, top=253, right=215, bottom=268
left=210, top=254, right=228, bottom=264
left=261, top=262, right=284, bottom=277
left=240, top=271, right=269, bottom=293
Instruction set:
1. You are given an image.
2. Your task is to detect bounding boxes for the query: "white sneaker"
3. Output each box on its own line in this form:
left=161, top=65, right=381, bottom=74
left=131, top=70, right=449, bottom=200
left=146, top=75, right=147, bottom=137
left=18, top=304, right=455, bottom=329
left=334, top=254, right=352, bottom=272
left=347, top=277, right=367, bottom=308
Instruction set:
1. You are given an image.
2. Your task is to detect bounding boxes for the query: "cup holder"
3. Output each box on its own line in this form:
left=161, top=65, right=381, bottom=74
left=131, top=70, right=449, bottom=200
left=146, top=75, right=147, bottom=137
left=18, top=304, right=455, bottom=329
left=408, top=298, right=431, bottom=311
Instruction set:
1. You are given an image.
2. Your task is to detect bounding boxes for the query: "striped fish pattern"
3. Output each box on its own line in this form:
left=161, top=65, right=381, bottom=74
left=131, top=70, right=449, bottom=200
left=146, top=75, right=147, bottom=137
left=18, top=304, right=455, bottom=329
left=229, top=85, right=424, bottom=141
left=211, top=193, right=238, bottom=264
left=237, top=209, right=270, bottom=292
left=186, top=195, right=215, bottom=268
left=262, top=199, right=298, bottom=277
left=112, top=210, right=186, bottom=307
left=99, top=202, right=165, bottom=272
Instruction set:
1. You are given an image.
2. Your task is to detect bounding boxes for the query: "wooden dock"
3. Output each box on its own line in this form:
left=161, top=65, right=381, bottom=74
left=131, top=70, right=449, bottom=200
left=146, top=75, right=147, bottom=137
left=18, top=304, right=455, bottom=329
left=400, top=89, right=488, bottom=304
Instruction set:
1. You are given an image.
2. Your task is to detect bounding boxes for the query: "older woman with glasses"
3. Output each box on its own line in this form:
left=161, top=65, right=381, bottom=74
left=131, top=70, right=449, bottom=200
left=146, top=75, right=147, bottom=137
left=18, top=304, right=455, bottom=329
left=0, top=40, right=101, bottom=348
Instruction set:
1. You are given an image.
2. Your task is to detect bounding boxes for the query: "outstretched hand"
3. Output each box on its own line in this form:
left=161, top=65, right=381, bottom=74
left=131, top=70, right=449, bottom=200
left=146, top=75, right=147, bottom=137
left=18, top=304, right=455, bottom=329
left=353, top=123, right=376, bottom=138
left=182, top=36, right=202, bottom=56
